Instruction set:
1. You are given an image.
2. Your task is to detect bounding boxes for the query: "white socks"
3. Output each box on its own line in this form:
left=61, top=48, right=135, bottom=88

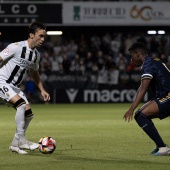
left=14, top=103, right=26, bottom=139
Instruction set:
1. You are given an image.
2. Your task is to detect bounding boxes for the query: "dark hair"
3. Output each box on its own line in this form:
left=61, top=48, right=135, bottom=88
left=28, top=21, right=46, bottom=35
left=128, top=42, right=148, bottom=54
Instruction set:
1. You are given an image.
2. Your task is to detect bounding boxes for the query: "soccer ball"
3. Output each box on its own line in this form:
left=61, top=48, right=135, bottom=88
left=39, top=137, right=56, bottom=154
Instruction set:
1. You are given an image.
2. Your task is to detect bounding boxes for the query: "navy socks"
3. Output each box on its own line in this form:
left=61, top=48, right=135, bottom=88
left=135, top=112, right=166, bottom=148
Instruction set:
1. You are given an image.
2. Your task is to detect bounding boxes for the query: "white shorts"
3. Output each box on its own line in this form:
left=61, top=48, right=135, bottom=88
left=0, top=83, right=29, bottom=104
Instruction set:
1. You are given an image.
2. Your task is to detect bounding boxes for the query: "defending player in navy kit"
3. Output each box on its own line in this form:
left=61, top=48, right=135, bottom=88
left=0, top=21, right=50, bottom=154
left=123, top=42, right=170, bottom=156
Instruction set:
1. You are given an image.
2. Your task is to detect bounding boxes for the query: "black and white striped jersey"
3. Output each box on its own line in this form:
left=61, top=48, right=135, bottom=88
left=0, top=40, right=40, bottom=86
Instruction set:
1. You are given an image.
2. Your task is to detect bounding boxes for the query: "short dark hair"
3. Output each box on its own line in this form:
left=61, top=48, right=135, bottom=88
left=128, top=42, right=148, bottom=54
left=28, top=21, right=46, bottom=35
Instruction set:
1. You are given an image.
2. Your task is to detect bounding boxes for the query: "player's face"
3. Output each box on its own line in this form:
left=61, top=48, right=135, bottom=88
left=129, top=51, right=143, bottom=67
left=32, top=29, right=46, bottom=47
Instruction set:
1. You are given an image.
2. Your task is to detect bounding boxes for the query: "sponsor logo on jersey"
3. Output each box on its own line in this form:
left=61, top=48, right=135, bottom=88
left=20, top=58, right=35, bottom=66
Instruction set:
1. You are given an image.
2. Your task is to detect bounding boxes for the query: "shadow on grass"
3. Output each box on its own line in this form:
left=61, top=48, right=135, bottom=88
left=18, top=148, right=170, bottom=167
left=50, top=149, right=170, bottom=166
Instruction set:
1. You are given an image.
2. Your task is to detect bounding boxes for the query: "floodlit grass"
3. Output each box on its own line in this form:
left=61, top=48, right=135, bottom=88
left=0, top=103, right=170, bottom=170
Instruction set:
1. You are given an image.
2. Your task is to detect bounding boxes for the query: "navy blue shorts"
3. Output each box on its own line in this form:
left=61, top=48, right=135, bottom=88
left=155, top=93, right=170, bottom=119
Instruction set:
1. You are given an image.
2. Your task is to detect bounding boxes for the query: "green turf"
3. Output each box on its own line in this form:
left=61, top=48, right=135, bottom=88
left=0, top=103, right=170, bottom=170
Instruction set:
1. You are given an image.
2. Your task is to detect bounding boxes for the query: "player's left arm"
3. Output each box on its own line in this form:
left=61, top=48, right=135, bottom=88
left=29, top=68, right=50, bottom=102
left=123, top=78, right=151, bottom=122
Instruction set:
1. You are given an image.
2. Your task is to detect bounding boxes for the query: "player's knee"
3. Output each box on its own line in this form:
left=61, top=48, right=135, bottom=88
left=134, top=110, right=149, bottom=128
left=134, top=109, right=141, bottom=121
left=25, top=109, right=34, bottom=119
left=134, top=110, right=144, bottom=125
left=14, top=98, right=26, bottom=110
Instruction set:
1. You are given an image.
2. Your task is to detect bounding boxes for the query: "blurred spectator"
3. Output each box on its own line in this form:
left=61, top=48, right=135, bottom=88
left=53, top=40, right=62, bottom=56
left=96, top=50, right=105, bottom=71
left=109, top=67, right=119, bottom=85
left=70, top=54, right=82, bottom=75
left=110, top=34, right=121, bottom=61
left=62, top=54, right=71, bottom=74
left=77, top=34, right=89, bottom=58
left=101, top=32, right=112, bottom=54
left=124, top=33, right=135, bottom=62
left=105, top=55, right=119, bottom=85
left=67, top=39, right=78, bottom=62
left=40, top=51, right=52, bottom=75
left=115, top=52, right=128, bottom=73
left=51, top=56, right=60, bottom=72
left=105, top=55, right=116, bottom=71
left=61, top=40, right=69, bottom=55
left=84, top=51, right=93, bottom=73
left=97, top=67, right=108, bottom=89
left=90, top=33, right=101, bottom=55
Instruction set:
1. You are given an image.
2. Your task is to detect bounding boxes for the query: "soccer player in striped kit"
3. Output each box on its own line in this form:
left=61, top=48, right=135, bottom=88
left=0, top=21, right=50, bottom=154
left=123, top=42, right=170, bottom=156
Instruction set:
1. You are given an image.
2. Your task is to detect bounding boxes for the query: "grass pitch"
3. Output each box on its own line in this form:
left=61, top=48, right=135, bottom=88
left=0, top=103, right=170, bottom=170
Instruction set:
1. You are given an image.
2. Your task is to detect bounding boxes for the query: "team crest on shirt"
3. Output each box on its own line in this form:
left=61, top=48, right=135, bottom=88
left=6, top=93, right=10, bottom=97
left=3, top=48, right=9, bottom=55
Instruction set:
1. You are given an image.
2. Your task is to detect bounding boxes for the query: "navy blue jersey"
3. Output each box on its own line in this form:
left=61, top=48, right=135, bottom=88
left=141, top=56, right=170, bottom=98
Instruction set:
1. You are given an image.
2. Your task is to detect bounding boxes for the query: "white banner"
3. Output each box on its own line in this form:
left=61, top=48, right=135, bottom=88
left=63, top=2, right=170, bottom=26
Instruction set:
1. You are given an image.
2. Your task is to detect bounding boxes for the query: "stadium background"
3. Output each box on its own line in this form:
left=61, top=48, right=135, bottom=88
left=0, top=0, right=170, bottom=104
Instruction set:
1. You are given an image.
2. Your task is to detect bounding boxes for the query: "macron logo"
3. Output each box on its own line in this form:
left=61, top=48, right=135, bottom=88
left=66, top=89, right=78, bottom=103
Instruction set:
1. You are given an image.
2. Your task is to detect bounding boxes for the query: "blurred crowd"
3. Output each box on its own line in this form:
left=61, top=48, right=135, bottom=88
left=35, top=30, right=170, bottom=90
left=1, top=29, right=170, bottom=102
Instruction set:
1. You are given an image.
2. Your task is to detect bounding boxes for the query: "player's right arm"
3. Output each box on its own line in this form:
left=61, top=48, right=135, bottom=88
left=29, top=68, right=50, bottom=102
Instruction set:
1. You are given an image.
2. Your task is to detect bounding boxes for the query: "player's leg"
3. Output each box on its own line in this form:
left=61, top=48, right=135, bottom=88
left=18, top=90, right=33, bottom=134
left=9, top=95, right=28, bottom=154
left=0, top=84, right=27, bottom=140
left=24, top=106, right=34, bottom=133
left=15, top=91, right=39, bottom=150
left=23, top=105, right=39, bottom=149
left=11, top=102, right=39, bottom=151
left=134, top=100, right=170, bottom=156
left=1, top=84, right=38, bottom=153
left=11, top=104, right=33, bottom=150
left=13, top=97, right=26, bottom=138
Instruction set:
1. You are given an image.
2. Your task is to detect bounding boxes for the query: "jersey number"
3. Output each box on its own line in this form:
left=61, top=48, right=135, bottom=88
left=0, top=86, right=9, bottom=94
